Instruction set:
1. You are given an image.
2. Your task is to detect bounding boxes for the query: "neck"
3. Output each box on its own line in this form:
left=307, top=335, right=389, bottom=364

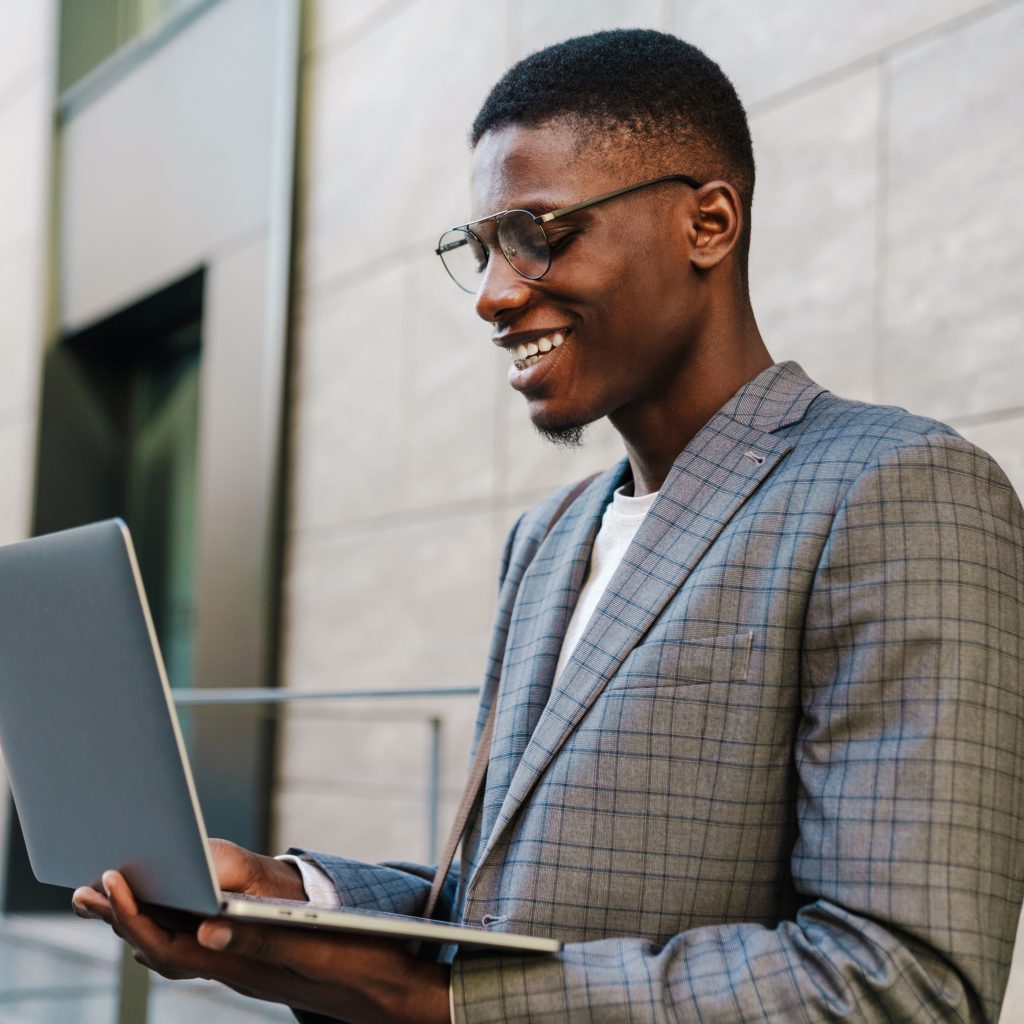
left=614, top=316, right=773, bottom=497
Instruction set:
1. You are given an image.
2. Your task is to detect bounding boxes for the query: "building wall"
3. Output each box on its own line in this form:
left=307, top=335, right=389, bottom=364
left=279, top=0, right=1023, bottom=1013
left=0, top=3, right=52, bottom=554
left=0, top=0, right=1018, bottom=1015
left=0, top=0, right=55, bottom=873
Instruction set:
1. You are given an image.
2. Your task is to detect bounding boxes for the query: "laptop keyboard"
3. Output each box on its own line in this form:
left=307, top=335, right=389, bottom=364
left=222, top=891, right=311, bottom=908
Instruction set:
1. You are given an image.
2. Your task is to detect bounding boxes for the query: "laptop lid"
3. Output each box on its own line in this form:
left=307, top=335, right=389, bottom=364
left=0, top=519, right=221, bottom=914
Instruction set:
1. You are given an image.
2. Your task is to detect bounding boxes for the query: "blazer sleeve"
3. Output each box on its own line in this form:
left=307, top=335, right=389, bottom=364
left=449, top=435, right=1024, bottom=1023
left=280, top=851, right=458, bottom=921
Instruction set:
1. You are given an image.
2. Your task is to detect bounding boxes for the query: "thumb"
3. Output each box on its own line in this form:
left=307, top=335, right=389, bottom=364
left=197, top=919, right=236, bottom=952
left=197, top=918, right=299, bottom=966
left=196, top=918, right=358, bottom=979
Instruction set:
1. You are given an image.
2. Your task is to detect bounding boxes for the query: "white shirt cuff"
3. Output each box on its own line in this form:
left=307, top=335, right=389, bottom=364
left=275, top=854, right=341, bottom=909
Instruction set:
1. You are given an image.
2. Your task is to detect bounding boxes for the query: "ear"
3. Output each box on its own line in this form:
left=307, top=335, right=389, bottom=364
left=688, top=181, right=743, bottom=271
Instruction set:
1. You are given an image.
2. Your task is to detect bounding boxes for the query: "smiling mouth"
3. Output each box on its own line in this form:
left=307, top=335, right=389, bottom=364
left=508, top=331, right=568, bottom=370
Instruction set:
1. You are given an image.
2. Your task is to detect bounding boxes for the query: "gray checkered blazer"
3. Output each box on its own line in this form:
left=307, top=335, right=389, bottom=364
left=295, top=362, right=1024, bottom=1023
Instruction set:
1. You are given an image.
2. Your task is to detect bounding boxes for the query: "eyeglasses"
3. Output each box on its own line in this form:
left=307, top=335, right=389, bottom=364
left=435, top=172, right=703, bottom=294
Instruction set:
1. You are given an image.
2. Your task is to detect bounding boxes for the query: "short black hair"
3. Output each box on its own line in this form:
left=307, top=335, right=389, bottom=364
left=472, top=29, right=755, bottom=231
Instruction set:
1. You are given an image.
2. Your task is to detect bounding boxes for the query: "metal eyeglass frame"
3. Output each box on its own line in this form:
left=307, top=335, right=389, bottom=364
left=435, top=172, right=705, bottom=293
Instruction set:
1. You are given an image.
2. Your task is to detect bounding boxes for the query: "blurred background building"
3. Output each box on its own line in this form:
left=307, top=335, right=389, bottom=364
left=0, top=0, right=1020, bottom=1020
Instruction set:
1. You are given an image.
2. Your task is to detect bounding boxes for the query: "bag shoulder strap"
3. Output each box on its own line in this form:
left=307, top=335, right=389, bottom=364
left=422, top=472, right=600, bottom=920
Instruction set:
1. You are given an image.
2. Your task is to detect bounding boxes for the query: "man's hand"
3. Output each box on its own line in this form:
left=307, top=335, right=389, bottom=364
left=208, top=838, right=309, bottom=901
left=71, top=841, right=450, bottom=1024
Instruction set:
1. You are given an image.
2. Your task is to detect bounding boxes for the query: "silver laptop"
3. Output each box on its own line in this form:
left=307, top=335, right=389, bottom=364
left=0, top=519, right=560, bottom=954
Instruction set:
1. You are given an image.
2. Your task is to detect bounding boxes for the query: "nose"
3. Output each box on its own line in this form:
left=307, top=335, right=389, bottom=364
left=474, top=253, right=531, bottom=324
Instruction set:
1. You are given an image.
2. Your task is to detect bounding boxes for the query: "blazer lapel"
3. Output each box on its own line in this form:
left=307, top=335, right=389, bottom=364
left=474, top=415, right=794, bottom=875
left=470, top=361, right=826, bottom=886
left=476, top=466, right=625, bottom=846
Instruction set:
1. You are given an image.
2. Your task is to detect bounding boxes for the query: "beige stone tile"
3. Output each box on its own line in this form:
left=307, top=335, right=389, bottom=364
left=955, top=416, right=1024, bottom=501
left=0, top=251, right=44, bottom=416
left=273, top=786, right=459, bottom=865
left=667, top=0, right=991, bottom=106
left=402, top=254, right=499, bottom=509
left=493, top=496, right=533, bottom=549
left=490, top=501, right=513, bottom=563
left=514, top=0, right=668, bottom=58
left=0, top=1, right=52, bottom=100
left=0, top=418, right=34, bottom=547
left=748, top=66, right=879, bottom=403
left=281, top=510, right=495, bottom=694
left=299, top=0, right=507, bottom=290
left=287, top=265, right=407, bottom=531
left=0, top=79, right=49, bottom=259
left=277, top=713, right=432, bottom=791
left=1002, top=906, right=1024, bottom=1024
left=306, top=0, right=413, bottom=55
left=435, top=696, right=478, bottom=789
left=882, top=4, right=1024, bottom=421
left=278, top=694, right=478, bottom=797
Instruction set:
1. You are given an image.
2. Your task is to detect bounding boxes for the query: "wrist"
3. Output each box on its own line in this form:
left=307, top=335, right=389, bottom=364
left=388, top=960, right=450, bottom=1024
left=257, top=854, right=307, bottom=902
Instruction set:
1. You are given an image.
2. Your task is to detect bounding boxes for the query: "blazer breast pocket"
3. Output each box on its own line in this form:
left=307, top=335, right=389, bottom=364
left=609, top=630, right=754, bottom=691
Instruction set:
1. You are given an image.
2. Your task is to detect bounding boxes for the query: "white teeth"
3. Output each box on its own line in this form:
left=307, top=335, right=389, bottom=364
left=507, top=332, right=568, bottom=369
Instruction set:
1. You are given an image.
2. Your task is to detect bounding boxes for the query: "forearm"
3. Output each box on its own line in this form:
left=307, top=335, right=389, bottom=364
left=291, top=960, right=450, bottom=1024
left=451, top=902, right=980, bottom=1023
left=285, top=850, right=459, bottom=921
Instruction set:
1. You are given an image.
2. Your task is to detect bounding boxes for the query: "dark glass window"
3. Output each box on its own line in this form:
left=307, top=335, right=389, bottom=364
left=3, top=270, right=204, bottom=912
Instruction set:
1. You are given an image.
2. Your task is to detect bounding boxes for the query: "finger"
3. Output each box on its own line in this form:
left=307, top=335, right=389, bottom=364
left=103, top=870, right=176, bottom=948
left=71, top=887, right=131, bottom=946
left=102, top=871, right=250, bottom=982
left=197, top=918, right=332, bottom=973
left=196, top=918, right=395, bottom=980
left=132, top=947, right=197, bottom=982
left=194, top=941, right=438, bottom=1024
left=72, top=886, right=113, bottom=923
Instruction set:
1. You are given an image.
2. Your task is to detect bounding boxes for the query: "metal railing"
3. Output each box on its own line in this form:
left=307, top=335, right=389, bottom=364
left=1, top=684, right=479, bottom=1024
left=171, top=685, right=480, bottom=864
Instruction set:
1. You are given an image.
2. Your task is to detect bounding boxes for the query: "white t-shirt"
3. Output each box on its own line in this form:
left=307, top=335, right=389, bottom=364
left=553, top=484, right=659, bottom=679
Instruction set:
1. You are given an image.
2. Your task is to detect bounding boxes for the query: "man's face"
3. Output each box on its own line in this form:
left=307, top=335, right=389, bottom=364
left=470, top=121, right=703, bottom=442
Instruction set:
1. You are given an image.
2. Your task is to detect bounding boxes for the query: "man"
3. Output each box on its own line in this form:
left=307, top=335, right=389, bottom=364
left=74, top=30, right=1024, bottom=1023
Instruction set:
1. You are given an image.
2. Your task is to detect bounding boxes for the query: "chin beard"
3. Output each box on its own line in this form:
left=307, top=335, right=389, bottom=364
left=535, top=422, right=588, bottom=448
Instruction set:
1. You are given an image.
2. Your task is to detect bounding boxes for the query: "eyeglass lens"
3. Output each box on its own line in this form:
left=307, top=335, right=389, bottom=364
left=437, top=211, right=550, bottom=293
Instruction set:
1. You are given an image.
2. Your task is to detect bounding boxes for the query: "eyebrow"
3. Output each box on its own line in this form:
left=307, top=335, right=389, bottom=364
left=522, top=197, right=572, bottom=217
left=466, top=198, right=591, bottom=225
